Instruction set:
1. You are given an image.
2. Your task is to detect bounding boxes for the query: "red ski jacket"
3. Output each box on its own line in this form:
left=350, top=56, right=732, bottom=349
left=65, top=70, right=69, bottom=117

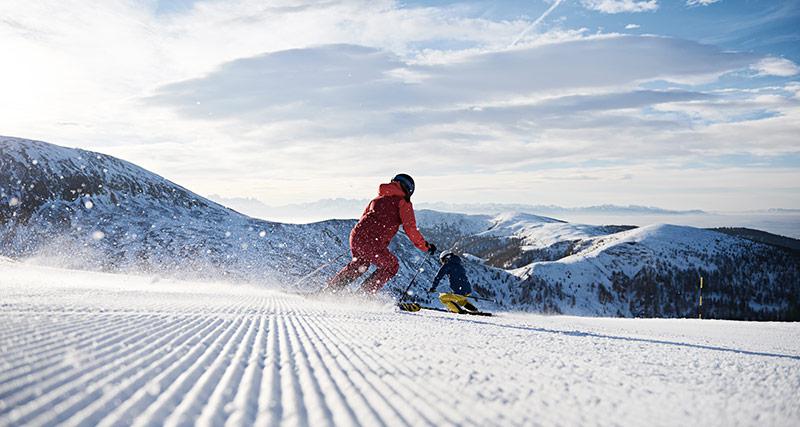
left=350, top=181, right=429, bottom=252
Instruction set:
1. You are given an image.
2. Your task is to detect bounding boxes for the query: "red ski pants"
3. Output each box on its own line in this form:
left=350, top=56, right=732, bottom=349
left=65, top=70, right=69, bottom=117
left=328, top=243, right=399, bottom=294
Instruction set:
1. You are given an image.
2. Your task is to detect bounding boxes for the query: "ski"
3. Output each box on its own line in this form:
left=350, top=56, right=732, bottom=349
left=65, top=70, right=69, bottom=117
left=398, top=303, right=492, bottom=316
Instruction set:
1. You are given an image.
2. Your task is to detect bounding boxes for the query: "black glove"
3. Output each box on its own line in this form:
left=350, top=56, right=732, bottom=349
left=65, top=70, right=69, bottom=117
left=428, top=285, right=437, bottom=293
left=427, top=242, right=437, bottom=256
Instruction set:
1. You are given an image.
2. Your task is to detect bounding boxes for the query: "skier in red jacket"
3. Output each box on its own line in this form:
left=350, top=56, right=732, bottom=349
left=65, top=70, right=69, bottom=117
left=327, top=174, right=436, bottom=294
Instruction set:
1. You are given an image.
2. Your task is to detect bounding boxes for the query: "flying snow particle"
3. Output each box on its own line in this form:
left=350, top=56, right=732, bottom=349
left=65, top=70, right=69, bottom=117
left=259, top=231, right=266, bottom=237
left=92, top=231, right=105, bottom=240
left=241, top=243, right=249, bottom=250
left=225, top=231, right=232, bottom=237
left=8, top=197, right=19, bottom=207
left=84, top=200, right=94, bottom=209
left=31, top=159, right=38, bottom=165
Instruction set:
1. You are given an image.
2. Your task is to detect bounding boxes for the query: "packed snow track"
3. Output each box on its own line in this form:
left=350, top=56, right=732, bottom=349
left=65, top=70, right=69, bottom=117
left=1, top=260, right=799, bottom=426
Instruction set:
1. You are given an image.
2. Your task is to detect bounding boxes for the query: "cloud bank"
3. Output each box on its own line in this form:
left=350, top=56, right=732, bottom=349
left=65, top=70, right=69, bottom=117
left=0, top=0, right=798, bottom=210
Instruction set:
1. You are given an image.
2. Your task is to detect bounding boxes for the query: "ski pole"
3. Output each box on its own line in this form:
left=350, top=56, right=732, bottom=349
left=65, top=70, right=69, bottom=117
left=399, top=256, right=429, bottom=301
left=292, top=251, right=348, bottom=289
left=468, top=295, right=497, bottom=303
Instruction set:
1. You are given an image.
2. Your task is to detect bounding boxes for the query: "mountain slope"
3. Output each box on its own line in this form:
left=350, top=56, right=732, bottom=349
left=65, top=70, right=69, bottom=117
left=519, top=224, right=800, bottom=319
left=0, top=136, right=341, bottom=282
left=710, top=227, right=800, bottom=254
left=416, top=210, right=631, bottom=268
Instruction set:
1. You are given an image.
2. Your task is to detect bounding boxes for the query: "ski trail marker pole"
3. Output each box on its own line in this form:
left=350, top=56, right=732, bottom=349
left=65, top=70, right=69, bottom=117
left=292, top=252, right=348, bottom=290
left=699, top=275, right=703, bottom=319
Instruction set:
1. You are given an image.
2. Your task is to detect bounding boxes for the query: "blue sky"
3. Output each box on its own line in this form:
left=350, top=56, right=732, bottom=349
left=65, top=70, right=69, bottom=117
left=397, top=1, right=800, bottom=56
left=1, top=0, right=798, bottom=211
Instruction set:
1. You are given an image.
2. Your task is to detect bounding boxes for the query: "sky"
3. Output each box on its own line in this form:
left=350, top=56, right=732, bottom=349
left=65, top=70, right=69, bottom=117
left=1, top=0, right=799, bottom=211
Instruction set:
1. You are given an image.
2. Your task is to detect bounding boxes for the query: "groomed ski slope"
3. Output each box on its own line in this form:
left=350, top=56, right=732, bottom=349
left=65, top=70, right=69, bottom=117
left=1, top=260, right=799, bottom=427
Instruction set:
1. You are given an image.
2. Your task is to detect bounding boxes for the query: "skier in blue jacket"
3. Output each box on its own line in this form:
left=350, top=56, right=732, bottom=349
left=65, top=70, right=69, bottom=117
left=428, top=251, right=480, bottom=313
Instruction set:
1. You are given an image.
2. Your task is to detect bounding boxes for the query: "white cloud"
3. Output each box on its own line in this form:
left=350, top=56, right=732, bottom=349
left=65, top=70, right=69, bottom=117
left=753, top=57, right=800, bottom=77
left=686, top=0, right=722, bottom=6
left=148, top=36, right=757, bottom=122
left=625, top=24, right=641, bottom=29
left=581, top=0, right=658, bottom=14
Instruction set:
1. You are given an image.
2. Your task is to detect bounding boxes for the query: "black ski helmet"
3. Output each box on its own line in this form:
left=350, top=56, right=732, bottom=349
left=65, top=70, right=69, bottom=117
left=439, top=250, right=454, bottom=264
left=392, top=173, right=415, bottom=197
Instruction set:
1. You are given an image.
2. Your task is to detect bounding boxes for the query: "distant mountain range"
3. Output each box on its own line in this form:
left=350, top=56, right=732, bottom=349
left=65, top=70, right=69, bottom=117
left=3, top=136, right=799, bottom=320
left=207, top=195, right=800, bottom=239
left=206, top=195, right=706, bottom=222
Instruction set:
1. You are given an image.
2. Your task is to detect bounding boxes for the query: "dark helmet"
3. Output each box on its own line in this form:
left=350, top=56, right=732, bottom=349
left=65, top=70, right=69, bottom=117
left=439, top=250, right=454, bottom=264
left=392, top=173, right=415, bottom=197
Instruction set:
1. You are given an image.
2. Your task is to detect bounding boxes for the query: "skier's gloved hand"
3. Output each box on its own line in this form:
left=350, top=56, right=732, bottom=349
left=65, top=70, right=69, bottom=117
left=428, top=286, right=437, bottom=293
left=426, top=242, right=437, bottom=256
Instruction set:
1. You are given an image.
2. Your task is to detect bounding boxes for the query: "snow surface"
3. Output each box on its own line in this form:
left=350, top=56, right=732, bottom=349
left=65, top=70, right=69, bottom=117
left=1, top=259, right=799, bottom=426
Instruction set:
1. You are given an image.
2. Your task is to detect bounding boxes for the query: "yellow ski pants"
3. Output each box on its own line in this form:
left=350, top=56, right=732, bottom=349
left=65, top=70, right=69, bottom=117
left=438, top=293, right=474, bottom=313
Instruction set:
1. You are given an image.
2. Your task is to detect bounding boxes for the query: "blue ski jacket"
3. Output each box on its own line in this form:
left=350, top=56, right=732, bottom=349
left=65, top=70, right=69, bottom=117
left=431, top=255, right=472, bottom=295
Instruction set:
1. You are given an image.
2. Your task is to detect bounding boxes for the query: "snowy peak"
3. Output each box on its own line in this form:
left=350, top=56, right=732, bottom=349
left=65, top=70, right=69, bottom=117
left=416, top=208, right=631, bottom=269
left=1, top=136, right=303, bottom=279
left=570, top=223, right=743, bottom=260
left=489, top=211, right=564, bottom=227
left=0, top=136, right=232, bottom=224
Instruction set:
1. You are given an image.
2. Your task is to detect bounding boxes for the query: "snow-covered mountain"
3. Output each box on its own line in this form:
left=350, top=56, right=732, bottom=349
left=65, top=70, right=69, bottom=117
left=0, top=136, right=346, bottom=283
left=415, top=206, right=799, bottom=320
left=2, top=136, right=798, bottom=319
left=417, top=210, right=633, bottom=268
left=517, top=224, right=800, bottom=319
left=0, top=136, right=514, bottom=305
